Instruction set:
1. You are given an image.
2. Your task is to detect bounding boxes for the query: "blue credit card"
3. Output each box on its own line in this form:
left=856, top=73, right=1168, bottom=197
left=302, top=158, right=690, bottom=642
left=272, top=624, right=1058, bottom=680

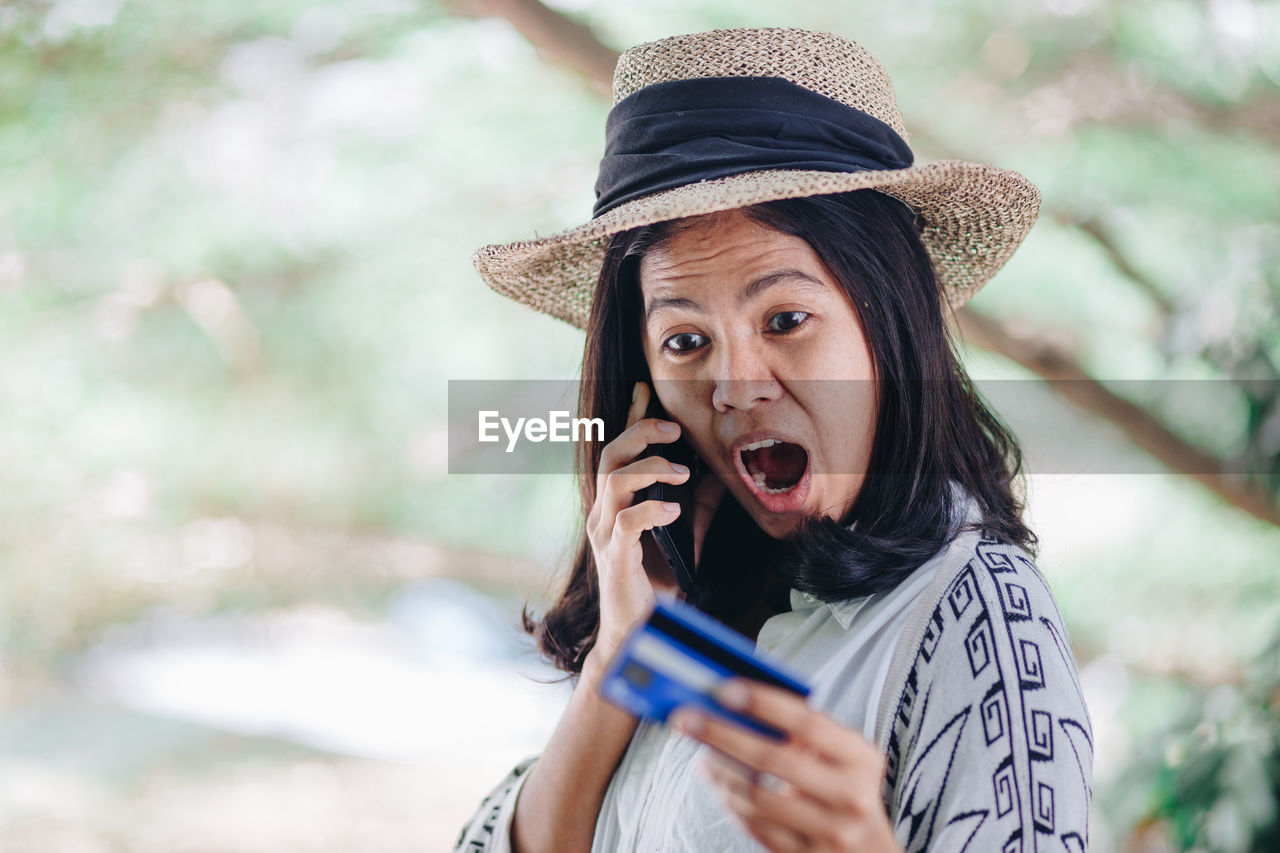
left=598, top=595, right=811, bottom=740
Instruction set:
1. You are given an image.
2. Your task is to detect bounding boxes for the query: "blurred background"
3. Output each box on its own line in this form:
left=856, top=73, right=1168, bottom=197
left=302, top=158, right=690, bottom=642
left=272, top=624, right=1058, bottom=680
left=2, top=0, right=1278, bottom=850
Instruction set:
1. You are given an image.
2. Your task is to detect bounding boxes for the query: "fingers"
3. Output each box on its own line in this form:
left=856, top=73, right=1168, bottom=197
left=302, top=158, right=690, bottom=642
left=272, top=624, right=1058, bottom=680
left=599, top=453, right=690, bottom=521
left=589, top=382, right=693, bottom=651
left=682, top=701, right=896, bottom=852
left=704, top=757, right=819, bottom=850
left=625, top=379, right=649, bottom=429
left=598, top=416, right=681, bottom=482
left=612, top=498, right=680, bottom=539
left=596, top=386, right=679, bottom=491
left=671, top=685, right=886, bottom=818
left=591, top=382, right=687, bottom=543
left=706, top=755, right=811, bottom=819
left=737, top=820, right=808, bottom=853
left=708, top=753, right=898, bottom=853
left=713, top=680, right=873, bottom=768
left=671, top=707, right=851, bottom=808
left=724, top=799, right=810, bottom=853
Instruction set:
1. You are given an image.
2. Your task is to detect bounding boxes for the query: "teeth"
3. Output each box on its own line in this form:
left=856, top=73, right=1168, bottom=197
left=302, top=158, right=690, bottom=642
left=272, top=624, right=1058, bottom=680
left=751, top=470, right=797, bottom=495
left=741, top=438, right=800, bottom=495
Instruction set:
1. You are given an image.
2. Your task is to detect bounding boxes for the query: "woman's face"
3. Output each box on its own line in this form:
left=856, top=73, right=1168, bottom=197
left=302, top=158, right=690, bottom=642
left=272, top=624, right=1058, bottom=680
left=638, top=210, right=877, bottom=540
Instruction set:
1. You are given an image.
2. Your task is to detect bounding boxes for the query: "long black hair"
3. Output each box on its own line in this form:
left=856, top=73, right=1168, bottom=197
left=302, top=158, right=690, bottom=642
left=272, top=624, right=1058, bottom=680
left=523, top=189, right=1036, bottom=675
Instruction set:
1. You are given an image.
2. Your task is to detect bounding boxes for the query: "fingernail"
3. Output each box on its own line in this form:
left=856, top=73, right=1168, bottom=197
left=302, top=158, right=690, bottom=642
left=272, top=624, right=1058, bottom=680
left=671, top=463, right=689, bottom=475
left=716, top=681, right=749, bottom=710
left=672, top=710, right=704, bottom=734
left=663, top=502, right=680, bottom=513
left=657, top=421, right=678, bottom=434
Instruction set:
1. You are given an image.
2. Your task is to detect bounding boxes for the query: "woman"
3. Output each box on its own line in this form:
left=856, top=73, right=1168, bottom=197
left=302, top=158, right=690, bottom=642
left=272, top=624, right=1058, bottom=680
left=456, top=28, right=1093, bottom=853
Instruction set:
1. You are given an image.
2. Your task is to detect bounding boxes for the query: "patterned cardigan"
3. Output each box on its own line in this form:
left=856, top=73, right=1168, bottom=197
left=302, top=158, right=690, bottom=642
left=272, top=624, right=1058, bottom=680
left=454, top=536, right=1094, bottom=852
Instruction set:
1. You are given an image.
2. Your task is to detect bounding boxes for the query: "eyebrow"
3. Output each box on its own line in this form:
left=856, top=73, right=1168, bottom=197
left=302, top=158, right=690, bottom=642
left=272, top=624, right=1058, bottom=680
left=643, top=269, right=829, bottom=325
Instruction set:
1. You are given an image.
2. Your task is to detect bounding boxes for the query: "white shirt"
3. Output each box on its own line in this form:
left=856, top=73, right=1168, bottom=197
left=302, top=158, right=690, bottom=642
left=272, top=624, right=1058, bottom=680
left=590, top=537, right=955, bottom=852
left=454, top=489, right=1094, bottom=852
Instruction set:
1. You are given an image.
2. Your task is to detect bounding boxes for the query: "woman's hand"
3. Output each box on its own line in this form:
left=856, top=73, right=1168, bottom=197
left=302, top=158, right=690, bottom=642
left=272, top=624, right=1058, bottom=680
left=670, top=680, right=904, bottom=853
left=589, top=381, right=719, bottom=657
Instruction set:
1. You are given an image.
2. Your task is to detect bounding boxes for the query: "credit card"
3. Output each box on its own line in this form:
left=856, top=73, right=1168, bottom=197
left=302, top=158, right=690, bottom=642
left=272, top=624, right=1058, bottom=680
left=599, top=595, right=810, bottom=740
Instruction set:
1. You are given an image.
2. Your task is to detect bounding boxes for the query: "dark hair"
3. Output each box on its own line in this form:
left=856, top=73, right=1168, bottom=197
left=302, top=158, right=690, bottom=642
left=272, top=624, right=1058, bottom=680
left=522, top=189, right=1036, bottom=676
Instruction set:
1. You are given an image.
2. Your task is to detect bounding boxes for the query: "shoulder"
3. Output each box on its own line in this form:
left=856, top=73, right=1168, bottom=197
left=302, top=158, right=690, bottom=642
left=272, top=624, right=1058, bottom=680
left=885, top=531, right=1079, bottom=681
left=878, top=534, right=1095, bottom=852
left=453, top=756, right=538, bottom=852
left=924, top=534, right=1079, bottom=674
left=880, top=532, right=1092, bottom=764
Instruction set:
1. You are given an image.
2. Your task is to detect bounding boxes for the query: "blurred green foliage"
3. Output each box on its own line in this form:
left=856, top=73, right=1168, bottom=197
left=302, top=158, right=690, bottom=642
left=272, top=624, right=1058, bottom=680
left=1111, top=628, right=1280, bottom=852
left=0, top=0, right=1278, bottom=849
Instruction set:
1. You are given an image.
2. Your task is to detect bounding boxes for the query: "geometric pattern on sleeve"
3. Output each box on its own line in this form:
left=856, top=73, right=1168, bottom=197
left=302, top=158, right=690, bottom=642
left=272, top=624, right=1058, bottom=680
left=883, top=537, right=1094, bottom=853
left=453, top=756, right=537, bottom=852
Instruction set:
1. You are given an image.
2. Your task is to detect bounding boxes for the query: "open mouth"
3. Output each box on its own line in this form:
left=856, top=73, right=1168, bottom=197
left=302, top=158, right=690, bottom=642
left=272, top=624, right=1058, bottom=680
left=740, top=439, right=809, bottom=495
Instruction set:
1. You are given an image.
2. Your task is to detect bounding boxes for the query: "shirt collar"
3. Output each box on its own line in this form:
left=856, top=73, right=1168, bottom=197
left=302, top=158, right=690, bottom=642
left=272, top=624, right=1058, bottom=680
left=783, top=481, right=979, bottom=630
left=787, top=588, right=873, bottom=630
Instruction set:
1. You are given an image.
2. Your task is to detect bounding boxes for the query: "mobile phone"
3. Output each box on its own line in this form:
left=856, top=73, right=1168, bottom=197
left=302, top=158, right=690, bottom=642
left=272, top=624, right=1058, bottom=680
left=638, top=396, right=699, bottom=594
left=599, top=595, right=811, bottom=740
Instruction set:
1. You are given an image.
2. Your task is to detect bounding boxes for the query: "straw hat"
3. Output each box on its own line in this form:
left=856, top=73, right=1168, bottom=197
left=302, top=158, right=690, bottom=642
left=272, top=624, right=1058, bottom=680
left=473, top=27, right=1040, bottom=329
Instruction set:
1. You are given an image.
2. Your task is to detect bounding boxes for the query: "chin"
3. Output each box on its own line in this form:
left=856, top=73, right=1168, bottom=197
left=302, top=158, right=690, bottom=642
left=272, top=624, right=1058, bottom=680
left=742, top=504, right=806, bottom=540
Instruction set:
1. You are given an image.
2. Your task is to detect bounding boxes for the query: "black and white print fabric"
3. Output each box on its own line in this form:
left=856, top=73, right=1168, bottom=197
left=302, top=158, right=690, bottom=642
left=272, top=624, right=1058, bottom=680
left=455, top=535, right=1093, bottom=852
left=880, top=538, right=1093, bottom=852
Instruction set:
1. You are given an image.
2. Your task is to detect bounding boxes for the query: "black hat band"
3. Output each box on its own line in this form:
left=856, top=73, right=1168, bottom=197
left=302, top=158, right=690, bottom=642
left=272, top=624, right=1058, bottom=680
left=593, top=76, right=915, bottom=218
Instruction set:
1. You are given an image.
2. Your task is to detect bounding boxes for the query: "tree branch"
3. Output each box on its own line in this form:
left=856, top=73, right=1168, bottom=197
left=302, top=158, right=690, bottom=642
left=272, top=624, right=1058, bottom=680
left=1059, top=214, right=1176, bottom=316
left=460, top=0, right=1280, bottom=528
left=446, top=0, right=617, bottom=95
left=954, top=308, right=1280, bottom=526
left=907, top=122, right=1178, bottom=317
left=1016, top=47, right=1280, bottom=148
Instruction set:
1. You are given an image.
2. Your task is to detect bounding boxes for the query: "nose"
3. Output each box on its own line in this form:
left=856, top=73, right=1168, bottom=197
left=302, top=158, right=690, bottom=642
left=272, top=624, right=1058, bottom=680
left=710, top=335, right=782, bottom=413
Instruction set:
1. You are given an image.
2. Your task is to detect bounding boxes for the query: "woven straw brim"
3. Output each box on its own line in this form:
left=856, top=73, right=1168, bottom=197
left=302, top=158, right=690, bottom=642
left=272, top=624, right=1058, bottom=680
left=474, top=160, right=1040, bottom=330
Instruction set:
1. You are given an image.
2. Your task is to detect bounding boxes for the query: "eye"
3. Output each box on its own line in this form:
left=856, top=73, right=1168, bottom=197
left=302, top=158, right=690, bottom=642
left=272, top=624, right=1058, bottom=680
left=766, top=311, right=810, bottom=332
left=662, top=331, right=708, bottom=354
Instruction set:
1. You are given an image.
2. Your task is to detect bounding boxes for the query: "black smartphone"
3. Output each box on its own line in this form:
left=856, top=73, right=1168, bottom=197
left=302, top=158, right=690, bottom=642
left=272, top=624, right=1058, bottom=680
left=638, top=396, right=700, bottom=594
